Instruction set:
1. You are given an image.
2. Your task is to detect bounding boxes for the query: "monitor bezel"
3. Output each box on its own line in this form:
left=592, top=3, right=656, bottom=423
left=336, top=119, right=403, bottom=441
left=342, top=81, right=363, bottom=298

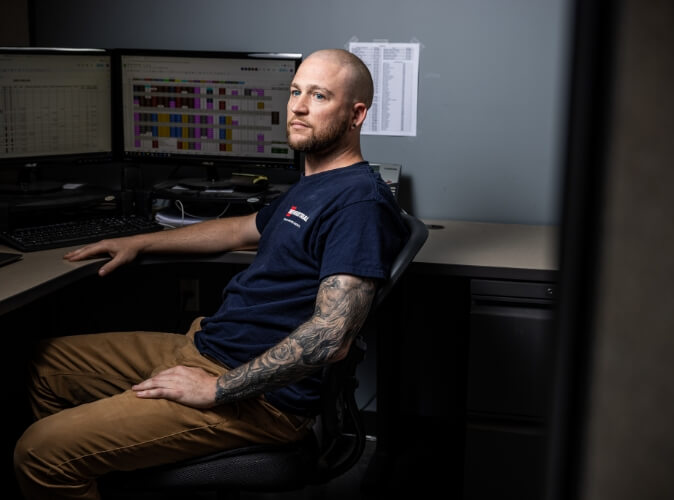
left=112, top=48, right=303, bottom=174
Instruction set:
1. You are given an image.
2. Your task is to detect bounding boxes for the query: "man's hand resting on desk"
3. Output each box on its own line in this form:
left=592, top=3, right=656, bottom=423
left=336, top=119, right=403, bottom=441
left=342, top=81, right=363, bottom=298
left=63, top=237, right=141, bottom=277
left=63, top=214, right=261, bottom=277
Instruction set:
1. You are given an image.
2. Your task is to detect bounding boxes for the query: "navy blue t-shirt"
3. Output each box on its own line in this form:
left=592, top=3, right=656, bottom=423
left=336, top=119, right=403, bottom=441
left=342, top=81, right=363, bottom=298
left=194, top=162, right=409, bottom=415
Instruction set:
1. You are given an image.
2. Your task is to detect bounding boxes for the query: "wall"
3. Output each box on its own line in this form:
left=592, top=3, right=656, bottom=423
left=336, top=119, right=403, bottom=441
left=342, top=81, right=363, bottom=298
left=545, top=1, right=674, bottom=499
left=0, top=0, right=30, bottom=45
left=580, top=0, right=674, bottom=498
left=31, top=0, right=571, bottom=224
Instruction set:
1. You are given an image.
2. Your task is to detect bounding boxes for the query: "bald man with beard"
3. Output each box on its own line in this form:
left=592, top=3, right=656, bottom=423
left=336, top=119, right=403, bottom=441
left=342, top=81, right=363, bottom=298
left=14, top=48, right=408, bottom=500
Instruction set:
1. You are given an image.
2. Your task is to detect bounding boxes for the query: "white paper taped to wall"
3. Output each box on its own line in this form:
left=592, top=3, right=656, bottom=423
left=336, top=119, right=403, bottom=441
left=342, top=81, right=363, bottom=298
left=348, top=42, right=419, bottom=137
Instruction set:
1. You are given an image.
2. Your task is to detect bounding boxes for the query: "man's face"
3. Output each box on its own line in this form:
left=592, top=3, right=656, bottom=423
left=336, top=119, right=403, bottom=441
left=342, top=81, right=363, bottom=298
left=286, top=56, right=353, bottom=154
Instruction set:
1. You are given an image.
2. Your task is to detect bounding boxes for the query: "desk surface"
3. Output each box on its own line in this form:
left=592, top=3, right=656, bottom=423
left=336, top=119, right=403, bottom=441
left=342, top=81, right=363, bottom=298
left=0, top=218, right=558, bottom=314
left=0, top=245, right=101, bottom=314
left=416, top=219, right=558, bottom=280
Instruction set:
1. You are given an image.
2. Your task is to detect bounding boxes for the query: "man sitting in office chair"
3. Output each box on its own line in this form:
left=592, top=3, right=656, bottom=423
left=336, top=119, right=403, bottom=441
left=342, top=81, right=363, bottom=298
left=14, top=48, right=409, bottom=500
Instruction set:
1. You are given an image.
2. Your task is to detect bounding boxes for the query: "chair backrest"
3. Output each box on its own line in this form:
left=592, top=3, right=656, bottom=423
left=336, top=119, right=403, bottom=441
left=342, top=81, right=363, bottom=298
left=102, top=211, right=429, bottom=495
left=374, top=211, right=430, bottom=308
left=310, top=210, right=429, bottom=483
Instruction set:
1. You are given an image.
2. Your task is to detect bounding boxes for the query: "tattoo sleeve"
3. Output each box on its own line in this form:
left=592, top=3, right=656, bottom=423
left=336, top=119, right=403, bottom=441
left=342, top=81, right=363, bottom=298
left=214, top=274, right=377, bottom=404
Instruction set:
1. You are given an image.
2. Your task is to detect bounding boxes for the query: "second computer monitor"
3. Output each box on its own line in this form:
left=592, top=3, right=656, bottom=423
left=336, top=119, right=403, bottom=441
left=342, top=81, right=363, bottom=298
left=117, top=49, right=302, bottom=176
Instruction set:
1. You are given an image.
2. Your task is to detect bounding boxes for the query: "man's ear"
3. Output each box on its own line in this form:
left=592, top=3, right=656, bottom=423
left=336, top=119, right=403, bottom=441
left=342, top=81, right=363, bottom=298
left=352, top=102, right=368, bottom=128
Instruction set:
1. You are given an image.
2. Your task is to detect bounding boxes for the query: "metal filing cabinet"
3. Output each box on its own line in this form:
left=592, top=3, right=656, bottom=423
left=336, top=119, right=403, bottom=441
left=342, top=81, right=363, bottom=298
left=463, top=279, right=557, bottom=500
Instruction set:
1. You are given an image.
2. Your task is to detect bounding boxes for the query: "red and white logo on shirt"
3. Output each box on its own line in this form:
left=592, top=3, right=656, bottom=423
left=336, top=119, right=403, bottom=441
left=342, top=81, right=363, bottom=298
left=285, top=205, right=309, bottom=222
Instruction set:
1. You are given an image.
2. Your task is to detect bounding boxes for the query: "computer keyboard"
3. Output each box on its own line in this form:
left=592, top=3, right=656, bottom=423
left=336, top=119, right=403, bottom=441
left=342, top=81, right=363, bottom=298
left=0, top=215, right=164, bottom=252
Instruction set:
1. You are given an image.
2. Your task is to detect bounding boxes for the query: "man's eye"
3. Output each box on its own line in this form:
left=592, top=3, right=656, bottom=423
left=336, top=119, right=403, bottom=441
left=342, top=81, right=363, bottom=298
left=313, top=93, right=325, bottom=100
left=290, top=89, right=301, bottom=97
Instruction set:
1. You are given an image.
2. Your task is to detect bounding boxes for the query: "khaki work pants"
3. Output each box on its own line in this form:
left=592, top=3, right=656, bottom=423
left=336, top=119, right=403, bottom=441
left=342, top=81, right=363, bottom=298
left=14, top=317, right=312, bottom=500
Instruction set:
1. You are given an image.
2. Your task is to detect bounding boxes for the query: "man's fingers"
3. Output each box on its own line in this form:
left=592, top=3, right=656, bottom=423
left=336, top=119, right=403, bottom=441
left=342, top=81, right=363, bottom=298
left=134, top=388, right=169, bottom=399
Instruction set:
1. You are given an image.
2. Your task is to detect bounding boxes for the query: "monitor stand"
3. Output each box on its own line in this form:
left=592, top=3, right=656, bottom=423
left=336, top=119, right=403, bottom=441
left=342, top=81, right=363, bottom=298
left=173, top=165, right=232, bottom=191
left=0, top=164, right=63, bottom=194
left=176, top=177, right=233, bottom=191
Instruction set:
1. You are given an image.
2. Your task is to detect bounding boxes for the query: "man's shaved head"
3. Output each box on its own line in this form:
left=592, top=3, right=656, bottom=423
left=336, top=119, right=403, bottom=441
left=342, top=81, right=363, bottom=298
left=303, top=49, right=374, bottom=109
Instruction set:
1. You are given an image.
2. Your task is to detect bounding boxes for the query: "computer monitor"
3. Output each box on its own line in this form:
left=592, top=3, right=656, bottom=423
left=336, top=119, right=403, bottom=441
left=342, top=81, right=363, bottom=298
left=0, top=47, right=113, bottom=193
left=116, top=49, right=302, bottom=188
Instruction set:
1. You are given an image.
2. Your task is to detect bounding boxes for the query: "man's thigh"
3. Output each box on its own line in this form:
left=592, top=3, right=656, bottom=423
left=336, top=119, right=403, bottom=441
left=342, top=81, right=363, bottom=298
left=28, top=330, right=191, bottom=417
left=18, top=388, right=254, bottom=479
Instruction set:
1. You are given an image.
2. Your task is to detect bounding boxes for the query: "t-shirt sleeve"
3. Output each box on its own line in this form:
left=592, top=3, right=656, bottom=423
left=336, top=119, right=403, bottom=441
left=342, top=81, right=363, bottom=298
left=318, top=200, right=406, bottom=281
left=255, top=191, right=288, bottom=233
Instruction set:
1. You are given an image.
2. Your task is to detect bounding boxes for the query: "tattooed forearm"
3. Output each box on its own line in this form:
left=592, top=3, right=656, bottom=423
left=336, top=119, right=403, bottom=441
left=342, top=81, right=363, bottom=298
left=214, top=274, right=376, bottom=404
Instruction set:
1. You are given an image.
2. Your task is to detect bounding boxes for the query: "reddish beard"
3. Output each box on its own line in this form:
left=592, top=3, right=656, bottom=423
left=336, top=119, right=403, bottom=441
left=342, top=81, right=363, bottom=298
left=287, top=114, right=351, bottom=153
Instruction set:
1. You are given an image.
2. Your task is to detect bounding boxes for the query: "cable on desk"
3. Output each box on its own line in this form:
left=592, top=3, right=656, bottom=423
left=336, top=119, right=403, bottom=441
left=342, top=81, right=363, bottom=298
left=158, top=200, right=232, bottom=229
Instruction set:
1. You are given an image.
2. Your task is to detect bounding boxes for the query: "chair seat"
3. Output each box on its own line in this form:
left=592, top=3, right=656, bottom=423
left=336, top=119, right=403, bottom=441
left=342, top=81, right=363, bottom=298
left=102, top=436, right=319, bottom=493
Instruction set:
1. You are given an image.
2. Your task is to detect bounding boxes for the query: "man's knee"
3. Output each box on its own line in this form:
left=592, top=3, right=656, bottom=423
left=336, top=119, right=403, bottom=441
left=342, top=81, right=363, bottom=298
left=14, top=420, right=55, bottom=492
left=15, top=419, right=100, bottom=499
left=15, top=418, right=58, bottom=476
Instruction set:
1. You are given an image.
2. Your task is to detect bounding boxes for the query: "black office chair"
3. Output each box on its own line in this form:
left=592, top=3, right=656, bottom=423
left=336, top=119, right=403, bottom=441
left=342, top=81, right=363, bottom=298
left=101, top=211, right=429, bottom=499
